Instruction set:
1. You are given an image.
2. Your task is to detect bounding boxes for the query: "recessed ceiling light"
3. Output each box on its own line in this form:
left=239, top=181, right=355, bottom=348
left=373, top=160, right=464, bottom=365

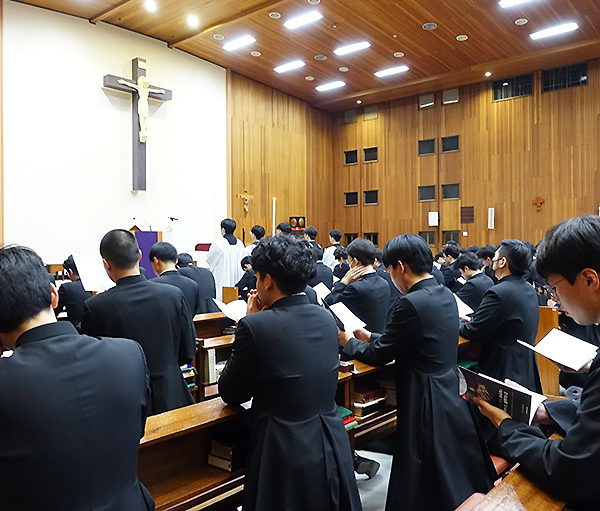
left=498, top=0, right=536, bottom=7
left=186, top=15, right=199, bottom=28
left=315, top=81, right=346, bottom=92
left=274, top=60, right=305, bottom=73
left=374, top=65, right=409, bottom=78
left=393, top=51, right=405, bottom=58
left=485, top=71, right=492, bottom=77
left=223, top=34, right=256, bottom=52
left=305, top=76, right=315, bottom=81
left=314, top=54, right=327, bottom=61
left=251, top=51, right=261, bottom=57
left=308, top=0, right=320, bottom=4
left=269, top=12, right=281, bottom=19
left=393, top=34, right=398, bottom=38
left=456, top=34, right=468, bottom=41
left=356, top=100, right=362, bottom=104
left=339, top=66, right=349, bottom=72
left=530, top=22, right=578, bottom=40
left=515, top=18, right=528, bottom=26
left=213, top=34, right=225, bottom=40
left=144, top=0, right=157, bottom=13
left=284, top=11, right=323, bottom=29
left=334, top=41, right=371, bottom=56
left=331, top=24, right=338, bottom=29
left=503, top=82, right=509, bottom=86
left=422, top=22, right=437, bottom=31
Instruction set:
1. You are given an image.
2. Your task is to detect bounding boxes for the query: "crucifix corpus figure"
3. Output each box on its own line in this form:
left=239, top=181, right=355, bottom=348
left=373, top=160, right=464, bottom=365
left=117, top=76, right=165, bottom=143
left=236, top=191, right=254, bottom=216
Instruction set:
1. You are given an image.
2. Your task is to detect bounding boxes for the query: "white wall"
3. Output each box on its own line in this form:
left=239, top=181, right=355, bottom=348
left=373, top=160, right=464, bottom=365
left=3, top=1, right=227, bottom=263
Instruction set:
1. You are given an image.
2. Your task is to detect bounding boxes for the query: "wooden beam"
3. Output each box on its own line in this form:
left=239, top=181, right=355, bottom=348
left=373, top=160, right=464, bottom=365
left=169, top=0, right=288, bottom=49
left=89, top=0, right=136, bottom=25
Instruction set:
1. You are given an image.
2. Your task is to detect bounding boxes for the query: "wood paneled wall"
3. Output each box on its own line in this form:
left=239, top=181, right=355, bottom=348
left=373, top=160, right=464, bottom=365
left=228, top=72, right=333, bottom=246
left=326, top=58, right=600, bottom=250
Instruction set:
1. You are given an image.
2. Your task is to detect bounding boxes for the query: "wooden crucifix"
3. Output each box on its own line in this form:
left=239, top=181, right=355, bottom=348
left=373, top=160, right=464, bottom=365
left=103, top=58, right=172, bottom=191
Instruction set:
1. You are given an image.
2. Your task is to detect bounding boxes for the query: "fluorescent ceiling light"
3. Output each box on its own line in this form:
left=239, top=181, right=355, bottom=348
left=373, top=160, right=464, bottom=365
left=223, top=34, right=256, bottom=52
left=498, top=0, right=536, bottom=7
left=284, top=11, right=323, bottom=29
left=374, top=65, right=409, bottom=77
left=274, top=60, right=305, bottom=73
left=334, top=41, right=371, bottom=56
left=530, top=22, right=578, bottom=40
left=315, top=81, right=346, bottom=92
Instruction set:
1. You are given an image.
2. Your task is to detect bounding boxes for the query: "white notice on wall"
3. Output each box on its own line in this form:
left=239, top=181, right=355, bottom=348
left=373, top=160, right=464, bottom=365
left=73, top=252, right=115, bottom=293
left=428, top=212, right=439, bottom=227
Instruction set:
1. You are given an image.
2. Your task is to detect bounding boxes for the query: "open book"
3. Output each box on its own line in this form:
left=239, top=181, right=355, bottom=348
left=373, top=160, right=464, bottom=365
left=518, top=328, right=598, bottom=371
left=212, top=299, right=247, bottom=322
left=458, top=367, right=546, bottom=424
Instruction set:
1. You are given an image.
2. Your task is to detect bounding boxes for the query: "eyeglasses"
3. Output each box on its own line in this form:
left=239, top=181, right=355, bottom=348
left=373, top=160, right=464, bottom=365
left=543, top=276, right=566, bottom=301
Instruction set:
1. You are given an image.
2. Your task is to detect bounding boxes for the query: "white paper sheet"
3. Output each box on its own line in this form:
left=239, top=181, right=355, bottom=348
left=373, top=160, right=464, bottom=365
left=329, top=302, right=366, bottom=335
left=213, top=299, right=247, bottom=322
left=454, top=294, right=474, bottom=317
left=73, top=252, right=115, bottom=293
left=312, top=282, right=332, bottom=305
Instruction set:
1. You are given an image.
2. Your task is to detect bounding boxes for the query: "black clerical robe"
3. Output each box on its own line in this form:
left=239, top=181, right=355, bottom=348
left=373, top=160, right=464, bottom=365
left=376, top=265, right=404, bottom=323
left=219, top=295, right=361, bottom=511
left=178, top=264, right=220, bottom=313
left=441, top=263, right=463, bottom=292
left=235, top=269, right=257, bottom=301
left=341, top=278, right=495, bottom=510
left=307, top=261, right=334, bottom=289
left=456, top=272, right=494, bottom=312
left=0, top=322, right=154, bottom=510
left=153, top=269, right=200, bottom=319
left=81, top=274, right=195, bottom=414
left=54, top=278, right=92, bottom=328
left=333, top=262, right=350, bottom=280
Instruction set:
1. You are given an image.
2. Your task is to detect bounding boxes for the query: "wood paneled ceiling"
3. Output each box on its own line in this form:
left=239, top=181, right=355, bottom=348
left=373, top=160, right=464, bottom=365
left=18, top=0, right=600, bottom=110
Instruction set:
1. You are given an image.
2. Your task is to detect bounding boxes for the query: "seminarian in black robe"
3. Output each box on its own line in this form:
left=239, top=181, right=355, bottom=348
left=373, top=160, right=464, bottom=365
left=441, top=263, right=463, bottom=292
left=456, top=271, right=494, bottom=312
left=153, top=269, right=200, bottom=318
left=333, top=261, right=350, bottom=279
left=0, top=322, right=154, bottom=510
left=54, top=278, right=92, bottom=328
left=307, top=260, right=334, bottom=289
left=219, top=294, right=362, bottom=511
left=496, top=351, right=600, bottom=509
left=324, top=271, right=390, bottom=333
left=178, top=264, right=220, bottom=313
left=81, top=274, right=196, bottom=414
left=341, top=278, right=495, bottom=510
left=376, top=265, right=403, bottom=322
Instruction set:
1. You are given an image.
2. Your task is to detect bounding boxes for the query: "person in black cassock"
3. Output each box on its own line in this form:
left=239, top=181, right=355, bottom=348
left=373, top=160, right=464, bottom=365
left=176, top=252, right=220, bottom=313
left=333, top=246, right=350, bottom=280
left=218, top=234, right=362, bottom=511
left=150, top=241, right=200, bottom=318
left=475, top=215, right=600, bottom=510
left=81, top=229, right=196, bottom=415
left=477, top=244, right=499, bottom=285
left=307, top=243, right=334, bottom=289
left=454, top=251, right=494, bottom=312
left=235, top=256, right=257, bottom=301
left=0, top=246, right=154, bottom=511
left=54, top=254, right=92, bottom=329
left=440, top=244, right=463, bottom=292
left=339, top=234, right=496, bottom=511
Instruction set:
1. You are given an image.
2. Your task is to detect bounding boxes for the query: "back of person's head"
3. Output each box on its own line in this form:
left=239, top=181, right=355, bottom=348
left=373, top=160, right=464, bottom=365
left=446, top=240, right=458, bottom=247
left=454, top=252, right=482, bottom=271
left=240, top=256, right=252, bottom=270
left=304, top=226, right=318, bottom=240
left=467, top=245, right=479, bottom=254
left=63, top=254, right=79, bottom=276
left=221, top=218, right=236, bottom=234
left=498, top=239, right=531, bottom=276
left=347, top=238, right=376, bottom=266
left=0, top=246, right=52, bottom=333
left=177, top=253, right=193, bottom=267
left=524, top=241, right=536, bottom=257
left=100, top=229, right=140, bottom=270
left=149, top=242, right=177, bottom=263
left=276, top=222, right=292, bottom=234
left=477, top=244, right=497, bottom=261
left=329, top=229, right=342, bottom=242
left=383, top=234, right=433, bottom=275
left=251, top=235, right=316, bottom=294
left=334, top=247, right=348, bottom=261
left=443, top=244, right=460, bottom=259
left=374, top=248, right=384, bottom=264
left=251, top=224, right=265, bottom=240
left=536, top=215, right=600, bottom=284
left=434, top=251, right=444, bottom=261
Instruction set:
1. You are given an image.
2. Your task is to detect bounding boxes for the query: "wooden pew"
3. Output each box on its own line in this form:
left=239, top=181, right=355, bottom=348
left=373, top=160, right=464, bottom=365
left=536, top=306, right=560, bottom=395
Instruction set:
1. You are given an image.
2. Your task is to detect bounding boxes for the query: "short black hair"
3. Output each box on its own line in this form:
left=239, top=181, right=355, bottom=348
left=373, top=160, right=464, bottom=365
left=221, top=218, right=236, bottom=234
left=443, top=245, right=460, bottom=259
left=149, top=242, right=177, bottom=263
left=304, top=226, right=318, bottom=240
left=251, top=235, right=316, bottom=295
left=383, top=234, right=433, bottom=275
left=446, top=240, right=458, bottom=246
left=467, top=245, right=479, bottom=254
left=251, top=225, right=265, bottom=240
left=434, top=251, right=444, bottom=260
left=536, top=215, right=600, bottom=284
left=477, top=244, right=497, bottom=261
left=277, top=222, right=292, bottom=234
left=374, top=248, right=384, bottom=264
left=334, top=247, right=348, bottom=261
left=100, top=229, right=140, bottom=270
left=63, top=254, right=79, bottom=276
left=454, top=252, right=482, bottom=271
left=347, top=238, right=376, bottom=266
left=176, top=253, right=193, bottom=267
left=240, top=256, right=252, bottom=269
left=0, top=246, right=53, bottom=333
left=329, top=230, right=342, bottom=242
left=498, top=239, right=532, bottom=277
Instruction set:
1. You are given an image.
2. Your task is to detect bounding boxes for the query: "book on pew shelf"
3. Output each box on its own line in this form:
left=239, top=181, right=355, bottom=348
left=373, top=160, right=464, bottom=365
left=517, top=328, right=598, bottom=371
left=203, top=350, right=216, bottom=384
left=353, top=397, right=386, bottom=417
left=352, top=383, right=386, bottom=404
left=207, top=454, right=238, bottom=472
left=212, top=299, right=247, bottom=322
left=458, top=367, right=546, bottom=425
left=343, top=416, right=358, bottom=431
left=338, top=405, right=354, bottom=419
left=454, top=294, right=474, bottom=317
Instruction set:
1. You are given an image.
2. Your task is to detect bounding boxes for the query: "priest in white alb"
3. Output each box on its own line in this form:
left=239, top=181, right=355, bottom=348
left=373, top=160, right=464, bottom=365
left=206, top=218, right=246, bottom=300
